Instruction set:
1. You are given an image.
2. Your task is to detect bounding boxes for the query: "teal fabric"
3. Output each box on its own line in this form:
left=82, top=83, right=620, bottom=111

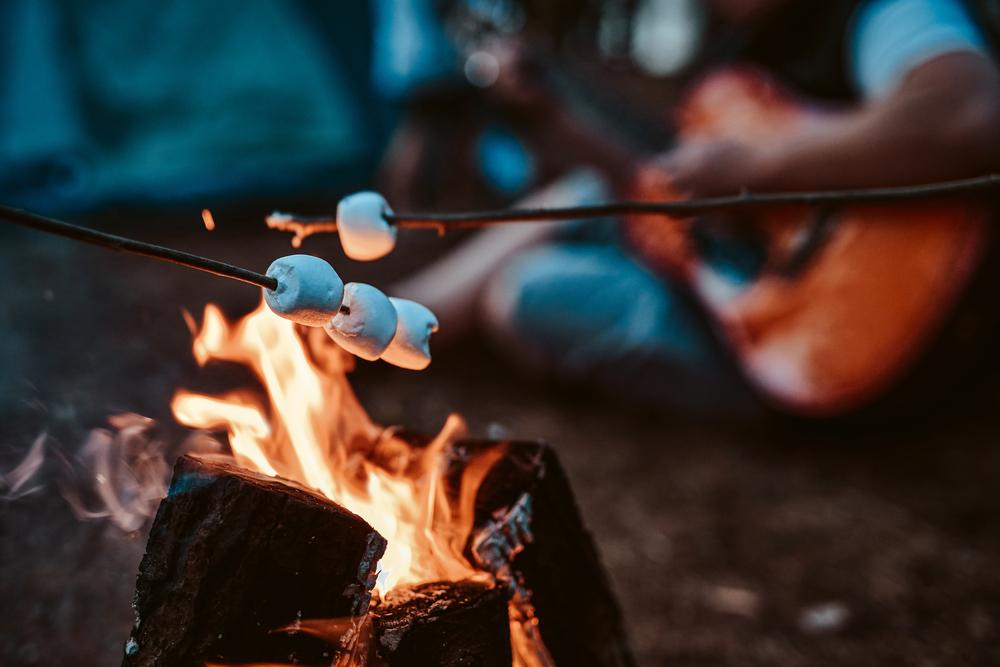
left=370, top=0, right=455, bottom=99
left=851, top=0, right=989, bottom=96
left=0, top=0, right=378, bottom=214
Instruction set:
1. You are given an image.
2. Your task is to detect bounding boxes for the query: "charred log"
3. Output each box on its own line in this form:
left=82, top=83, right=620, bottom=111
left=455, top=439, right=636, bottom=667
left=122, top=455, right=386, bottom=667
left=370, top=579, right=511, bottom=667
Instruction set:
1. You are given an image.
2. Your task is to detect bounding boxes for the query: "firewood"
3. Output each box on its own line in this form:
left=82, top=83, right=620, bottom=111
left=370, top=579, right=511, bottom=667
left=122, top=455, right=386, bottom=667
left=457, top=439, right=636, bottom=667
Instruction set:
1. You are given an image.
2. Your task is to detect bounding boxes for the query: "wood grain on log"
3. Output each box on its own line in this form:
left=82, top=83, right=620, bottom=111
left=122, top=455, right=386, bottom=667
left=456, top=439, right=636, bottom=667
left=371, top=579, right=511, bottom=667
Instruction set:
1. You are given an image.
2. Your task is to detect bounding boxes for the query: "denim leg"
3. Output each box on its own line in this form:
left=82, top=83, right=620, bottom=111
left=484, top=242, right=760, bottom=417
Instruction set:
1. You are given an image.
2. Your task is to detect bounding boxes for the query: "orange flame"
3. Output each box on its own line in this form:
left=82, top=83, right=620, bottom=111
left=171, top=300, right=490, bottom=595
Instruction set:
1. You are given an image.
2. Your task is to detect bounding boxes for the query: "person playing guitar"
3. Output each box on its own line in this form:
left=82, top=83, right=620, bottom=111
left=390, top=0, right=1000, bottom=420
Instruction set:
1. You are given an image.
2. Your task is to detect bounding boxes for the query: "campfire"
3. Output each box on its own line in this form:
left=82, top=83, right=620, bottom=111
left=121, top=300, right=633, bottom=666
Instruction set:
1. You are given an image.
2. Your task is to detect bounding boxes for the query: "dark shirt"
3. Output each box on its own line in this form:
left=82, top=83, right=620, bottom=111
left=701, top=0, right=866, bottom=101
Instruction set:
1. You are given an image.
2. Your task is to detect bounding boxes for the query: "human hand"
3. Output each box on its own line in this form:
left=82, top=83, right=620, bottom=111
left=647, top=140, right=762, bottom=198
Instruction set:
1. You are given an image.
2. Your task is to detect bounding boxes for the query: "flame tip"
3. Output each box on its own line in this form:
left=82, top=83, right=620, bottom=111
left=175, top=299, right=486, bottom=593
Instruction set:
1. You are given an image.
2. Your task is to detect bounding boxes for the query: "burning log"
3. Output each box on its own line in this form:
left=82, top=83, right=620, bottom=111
left=143, top=302, right=633, bottom=666
left=369, top=579, right=511, bottom=666
left=457, top=439, right=636, bottom=667
left=122, top=455, right=386, bottom=667
left=124, top=438, right=633, bottom=667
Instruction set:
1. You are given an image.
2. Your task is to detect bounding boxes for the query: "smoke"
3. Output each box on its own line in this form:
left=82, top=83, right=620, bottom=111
left=1, top=413, right=225, bottom=533
left=0, top=432, right=45, bottom=501
left=58, top=413, right=170, bottom=533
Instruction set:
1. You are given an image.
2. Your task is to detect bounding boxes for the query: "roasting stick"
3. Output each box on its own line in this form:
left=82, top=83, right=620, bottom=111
left=0, top=204, right=278, bottom=290
left=5, top=172, right=1000, bottom=289
left=270, top=173, right=1000, bottom=237
left=0, top=203, right=439, bottom=369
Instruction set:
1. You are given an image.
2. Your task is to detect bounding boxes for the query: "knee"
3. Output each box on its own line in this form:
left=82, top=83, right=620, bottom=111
left=481, top=243, right=692, bottom=374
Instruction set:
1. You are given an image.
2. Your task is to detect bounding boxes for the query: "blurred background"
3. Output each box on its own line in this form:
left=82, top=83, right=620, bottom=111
left=4, top=0, right=1000, bottom=665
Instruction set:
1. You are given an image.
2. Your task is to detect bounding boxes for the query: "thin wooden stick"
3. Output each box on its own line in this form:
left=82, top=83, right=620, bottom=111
left=266, top=174, right=1000, bottom=238
left=383, top=173, right=1000, bottom=230
left=5, top=173, right=1000, bottom=289
left=0, top=204, right=278, bottom=290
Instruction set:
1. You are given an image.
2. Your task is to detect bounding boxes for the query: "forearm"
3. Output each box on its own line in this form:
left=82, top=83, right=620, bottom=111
left=390, top=170, right=607, bottom=342
left=747, top=53, right=1000, bottom=192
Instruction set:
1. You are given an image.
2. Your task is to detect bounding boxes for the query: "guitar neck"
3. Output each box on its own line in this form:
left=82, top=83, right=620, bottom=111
left=525, top=53, right=676, bottom=157
left=484, top=47, right=675, bottom=190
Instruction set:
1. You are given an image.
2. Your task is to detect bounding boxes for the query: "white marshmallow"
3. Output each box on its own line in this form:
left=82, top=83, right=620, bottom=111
left=323, top=283, right=398, bottom=360
left=381, top=298, right=438, bottom=370
left=264, top=255, right=344, bottom=327
left=336, top=192, right=397, bottom=261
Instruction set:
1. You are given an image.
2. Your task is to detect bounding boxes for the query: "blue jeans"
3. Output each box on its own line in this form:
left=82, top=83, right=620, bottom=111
left=485, top=240, right=761, bottom=419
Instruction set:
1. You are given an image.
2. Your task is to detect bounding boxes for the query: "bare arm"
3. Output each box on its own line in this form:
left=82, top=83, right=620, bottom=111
left=659, top=52, right=1000, bottom=196
left=390, top=170, right=609, bottom=342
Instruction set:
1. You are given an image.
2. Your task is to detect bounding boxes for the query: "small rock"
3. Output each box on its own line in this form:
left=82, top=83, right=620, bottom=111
left=798, top=601, right=850, bottom=634
left=486, top=423, right=510, bottom=440
left=705, top=585, right=759, bottom=618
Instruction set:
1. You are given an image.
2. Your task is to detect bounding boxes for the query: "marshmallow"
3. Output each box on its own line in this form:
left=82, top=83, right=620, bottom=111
left=324, top=283, right=398, bottom=360
left=336, top=192, right=397, bottom=261
left=264, top=255, right=344, bottom=327
left=381, top=298, right=438, bottom=370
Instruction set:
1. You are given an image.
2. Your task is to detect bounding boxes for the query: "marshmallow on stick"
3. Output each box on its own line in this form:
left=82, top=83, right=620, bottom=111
left=381, top=298, right=438, bottom=370
left=324, top=283, right=398, bottom=360
left=336, top=192, right=397, bottom=261
left=263, top=255, right=344, bottom=326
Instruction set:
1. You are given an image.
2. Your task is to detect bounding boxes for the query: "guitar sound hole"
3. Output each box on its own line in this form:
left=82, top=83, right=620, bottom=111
left=691, top=220, right=768, bottom=287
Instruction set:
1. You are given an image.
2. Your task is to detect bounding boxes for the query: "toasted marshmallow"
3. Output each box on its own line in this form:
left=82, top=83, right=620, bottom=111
left=324, top=283, right=398, bottom=360
left=336, top=192, right=397, bottom=261
left=264, top=255, right=344, bottom=326
left=381, top=298, right=438, bottom=370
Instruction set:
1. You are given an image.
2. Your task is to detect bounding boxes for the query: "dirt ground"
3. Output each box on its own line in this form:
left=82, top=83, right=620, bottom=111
left=3, top=207, right=1000, bottom=666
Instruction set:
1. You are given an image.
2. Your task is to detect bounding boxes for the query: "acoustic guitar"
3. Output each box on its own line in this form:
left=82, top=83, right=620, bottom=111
left=623, top=66, right=995, bottom=417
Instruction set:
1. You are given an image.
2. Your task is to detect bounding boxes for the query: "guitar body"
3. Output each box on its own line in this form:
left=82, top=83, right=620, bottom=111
left=625, top=67, right=993, bottom=417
